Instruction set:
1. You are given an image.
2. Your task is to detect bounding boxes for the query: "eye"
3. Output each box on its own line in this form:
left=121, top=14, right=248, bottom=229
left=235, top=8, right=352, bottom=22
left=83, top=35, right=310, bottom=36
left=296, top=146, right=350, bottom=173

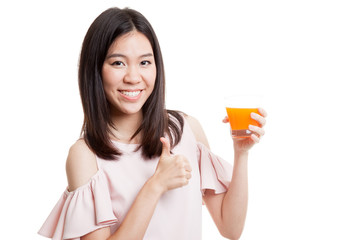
left=111, top=61, right=125, bottom=66
left=140, top=60, right=151, bottom=66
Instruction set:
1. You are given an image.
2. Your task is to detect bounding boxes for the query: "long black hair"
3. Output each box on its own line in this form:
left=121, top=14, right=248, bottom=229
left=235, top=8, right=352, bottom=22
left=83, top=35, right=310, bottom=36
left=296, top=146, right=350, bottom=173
left=78, top=7, right=183, bottom=160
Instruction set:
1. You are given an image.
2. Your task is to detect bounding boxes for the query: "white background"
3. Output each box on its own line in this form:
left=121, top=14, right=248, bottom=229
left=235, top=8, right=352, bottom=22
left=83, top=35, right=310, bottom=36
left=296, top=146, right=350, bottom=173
left=1, top=0, right=359, bottom=239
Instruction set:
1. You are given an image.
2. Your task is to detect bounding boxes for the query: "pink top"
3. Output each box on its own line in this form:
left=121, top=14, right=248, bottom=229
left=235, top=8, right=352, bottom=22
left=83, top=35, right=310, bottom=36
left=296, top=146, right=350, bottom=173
left=38, top=118, right=233, bottom=240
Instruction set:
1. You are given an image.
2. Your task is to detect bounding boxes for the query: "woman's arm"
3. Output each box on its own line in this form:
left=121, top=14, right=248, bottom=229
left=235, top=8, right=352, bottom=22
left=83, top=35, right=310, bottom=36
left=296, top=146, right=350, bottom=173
left=202, top=150, right=249, bottom=240
left=186, top=111, right=266, bottom=240
left=104, top=177, right=164, bottom=240
left=67, top=138, right=192, bottom=240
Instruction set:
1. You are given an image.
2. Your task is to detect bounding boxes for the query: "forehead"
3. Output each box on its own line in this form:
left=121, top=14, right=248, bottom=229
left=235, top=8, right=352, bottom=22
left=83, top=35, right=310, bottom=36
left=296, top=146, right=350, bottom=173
left=107, top=31, right=153, bottom=55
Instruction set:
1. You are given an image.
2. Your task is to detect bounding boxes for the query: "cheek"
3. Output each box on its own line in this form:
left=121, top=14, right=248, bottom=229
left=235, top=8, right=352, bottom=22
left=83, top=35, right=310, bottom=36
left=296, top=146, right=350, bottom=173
left=101, top=67, right=111, bottom=87
left=145, top=68, right=157, bottom=89
left=102, top=68, right=121, bottom=90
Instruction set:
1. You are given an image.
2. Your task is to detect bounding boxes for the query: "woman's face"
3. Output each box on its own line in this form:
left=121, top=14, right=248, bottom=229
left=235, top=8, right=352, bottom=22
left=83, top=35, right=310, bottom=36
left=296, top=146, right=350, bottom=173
left=102, top=31, right=156, bottom=117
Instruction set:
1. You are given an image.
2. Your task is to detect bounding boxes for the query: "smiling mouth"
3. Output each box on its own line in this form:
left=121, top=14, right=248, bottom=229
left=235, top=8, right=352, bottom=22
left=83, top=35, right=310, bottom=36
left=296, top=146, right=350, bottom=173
left=119, top=90, right=142, bottom=97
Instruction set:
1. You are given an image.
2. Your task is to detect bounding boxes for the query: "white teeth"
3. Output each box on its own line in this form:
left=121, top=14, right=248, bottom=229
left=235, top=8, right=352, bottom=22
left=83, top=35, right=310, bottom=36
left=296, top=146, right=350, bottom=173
left=120, top=90, right=141, bottom=97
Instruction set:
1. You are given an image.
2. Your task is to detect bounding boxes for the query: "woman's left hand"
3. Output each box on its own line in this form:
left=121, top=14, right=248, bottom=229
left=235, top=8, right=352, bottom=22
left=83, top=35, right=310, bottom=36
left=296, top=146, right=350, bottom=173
left=223, top=108, right=267, bottom=153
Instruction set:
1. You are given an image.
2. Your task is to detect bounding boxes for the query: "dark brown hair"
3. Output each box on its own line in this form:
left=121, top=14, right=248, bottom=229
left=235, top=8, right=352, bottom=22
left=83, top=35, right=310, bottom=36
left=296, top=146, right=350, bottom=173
left=78, top=7, right=184, bottom=160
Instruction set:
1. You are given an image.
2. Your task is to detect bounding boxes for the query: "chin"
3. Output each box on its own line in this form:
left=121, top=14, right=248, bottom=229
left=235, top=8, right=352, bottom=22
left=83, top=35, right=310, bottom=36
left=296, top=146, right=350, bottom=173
left=109, top=101, right=145, bottom=116
left=119, top=106, right=143, bottom=116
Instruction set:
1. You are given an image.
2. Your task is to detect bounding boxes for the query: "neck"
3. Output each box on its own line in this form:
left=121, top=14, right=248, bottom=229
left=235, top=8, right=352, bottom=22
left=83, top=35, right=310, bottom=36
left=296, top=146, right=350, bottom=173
left=110, top=110, right=143, bottom=144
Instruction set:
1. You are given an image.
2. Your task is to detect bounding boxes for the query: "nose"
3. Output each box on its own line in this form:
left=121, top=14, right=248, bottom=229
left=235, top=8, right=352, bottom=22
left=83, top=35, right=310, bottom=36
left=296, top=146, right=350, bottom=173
left=124, top=66, right=141, bottom=84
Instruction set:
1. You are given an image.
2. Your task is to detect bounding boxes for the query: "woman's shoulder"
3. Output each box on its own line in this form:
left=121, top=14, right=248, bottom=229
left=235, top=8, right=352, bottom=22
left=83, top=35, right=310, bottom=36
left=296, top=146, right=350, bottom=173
left=66, top=138, right=98, bottom=192
left=183, top=114, right=211, bottom=149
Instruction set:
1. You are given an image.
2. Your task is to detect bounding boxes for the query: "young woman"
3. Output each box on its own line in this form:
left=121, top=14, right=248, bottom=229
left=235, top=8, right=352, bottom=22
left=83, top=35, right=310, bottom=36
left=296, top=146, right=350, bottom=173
left=38, top=7, right=267, bottom=240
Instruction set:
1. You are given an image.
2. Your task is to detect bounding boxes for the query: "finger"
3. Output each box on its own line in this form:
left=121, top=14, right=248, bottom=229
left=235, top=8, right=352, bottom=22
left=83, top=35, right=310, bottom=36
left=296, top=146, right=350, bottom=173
left=160, top=137, right=171, bottom=156
left=251, top=112, right=266, bottom=127
left=258, top=108, right=268, bottom=118
left=249, top=125, right=265, bottom=137
left=250, top=133, right=260, bottom=143
left=184, top=163, right=192, bottom=172
left=222, top=116, right=229, bottom=123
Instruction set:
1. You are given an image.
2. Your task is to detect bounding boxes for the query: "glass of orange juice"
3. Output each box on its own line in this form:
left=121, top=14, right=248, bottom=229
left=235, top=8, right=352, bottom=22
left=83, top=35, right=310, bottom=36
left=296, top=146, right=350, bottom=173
left=225, top=95, right=262, bottom=138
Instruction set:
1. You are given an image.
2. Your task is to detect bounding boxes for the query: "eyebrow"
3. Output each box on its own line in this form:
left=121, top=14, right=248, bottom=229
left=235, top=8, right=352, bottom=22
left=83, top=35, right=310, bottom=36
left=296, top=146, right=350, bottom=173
left=106, top=53, right=154, bottom=59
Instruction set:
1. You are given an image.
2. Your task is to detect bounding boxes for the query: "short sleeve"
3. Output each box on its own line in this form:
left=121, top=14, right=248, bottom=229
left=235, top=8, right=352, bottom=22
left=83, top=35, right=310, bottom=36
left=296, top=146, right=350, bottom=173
left=197, top=142, right=233, bottom=195
left=38, top=170, right=118, bottom=240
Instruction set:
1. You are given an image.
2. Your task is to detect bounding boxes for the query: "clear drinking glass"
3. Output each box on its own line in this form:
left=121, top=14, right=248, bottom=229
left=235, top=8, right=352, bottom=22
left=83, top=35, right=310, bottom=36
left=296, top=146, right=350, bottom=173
left=225, top=95, right=262, bottom=138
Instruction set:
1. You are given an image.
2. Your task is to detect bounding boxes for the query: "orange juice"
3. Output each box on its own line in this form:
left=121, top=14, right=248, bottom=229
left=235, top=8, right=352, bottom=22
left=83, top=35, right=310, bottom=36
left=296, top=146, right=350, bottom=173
left=226, top=108, right=259, bottom=138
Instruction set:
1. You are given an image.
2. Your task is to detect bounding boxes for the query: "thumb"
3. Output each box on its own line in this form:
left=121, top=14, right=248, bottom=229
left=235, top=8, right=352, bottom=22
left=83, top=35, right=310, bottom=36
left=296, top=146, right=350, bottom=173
left=160, top=137, right=171, bottom=157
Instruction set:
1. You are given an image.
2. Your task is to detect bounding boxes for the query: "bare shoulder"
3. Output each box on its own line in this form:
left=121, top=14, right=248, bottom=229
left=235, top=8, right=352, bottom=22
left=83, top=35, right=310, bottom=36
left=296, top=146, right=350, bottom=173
left=66, top=139, right=98, bottom=192
left=184, top=115, right=210, bottom=149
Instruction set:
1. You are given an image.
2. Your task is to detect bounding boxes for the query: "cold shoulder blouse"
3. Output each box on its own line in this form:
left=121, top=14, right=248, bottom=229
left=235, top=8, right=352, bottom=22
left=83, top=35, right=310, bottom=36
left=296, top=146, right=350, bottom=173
left=38, top=118, right=233, bottom=240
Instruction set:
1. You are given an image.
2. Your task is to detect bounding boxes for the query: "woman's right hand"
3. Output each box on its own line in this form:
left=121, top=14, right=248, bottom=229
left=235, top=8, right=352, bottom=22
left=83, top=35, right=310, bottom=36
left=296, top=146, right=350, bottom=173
left=152, top=137, right=192, bottom=194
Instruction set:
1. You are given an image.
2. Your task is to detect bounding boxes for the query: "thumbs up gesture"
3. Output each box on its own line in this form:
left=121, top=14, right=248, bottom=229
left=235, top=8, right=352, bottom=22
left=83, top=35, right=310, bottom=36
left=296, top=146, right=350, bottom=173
left=152, top=137, right=192, bottom=193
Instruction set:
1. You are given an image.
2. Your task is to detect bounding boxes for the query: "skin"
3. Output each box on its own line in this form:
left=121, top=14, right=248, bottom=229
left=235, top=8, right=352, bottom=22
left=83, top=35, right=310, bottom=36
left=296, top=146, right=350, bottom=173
left=66, top=30, right=267, bottom=240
